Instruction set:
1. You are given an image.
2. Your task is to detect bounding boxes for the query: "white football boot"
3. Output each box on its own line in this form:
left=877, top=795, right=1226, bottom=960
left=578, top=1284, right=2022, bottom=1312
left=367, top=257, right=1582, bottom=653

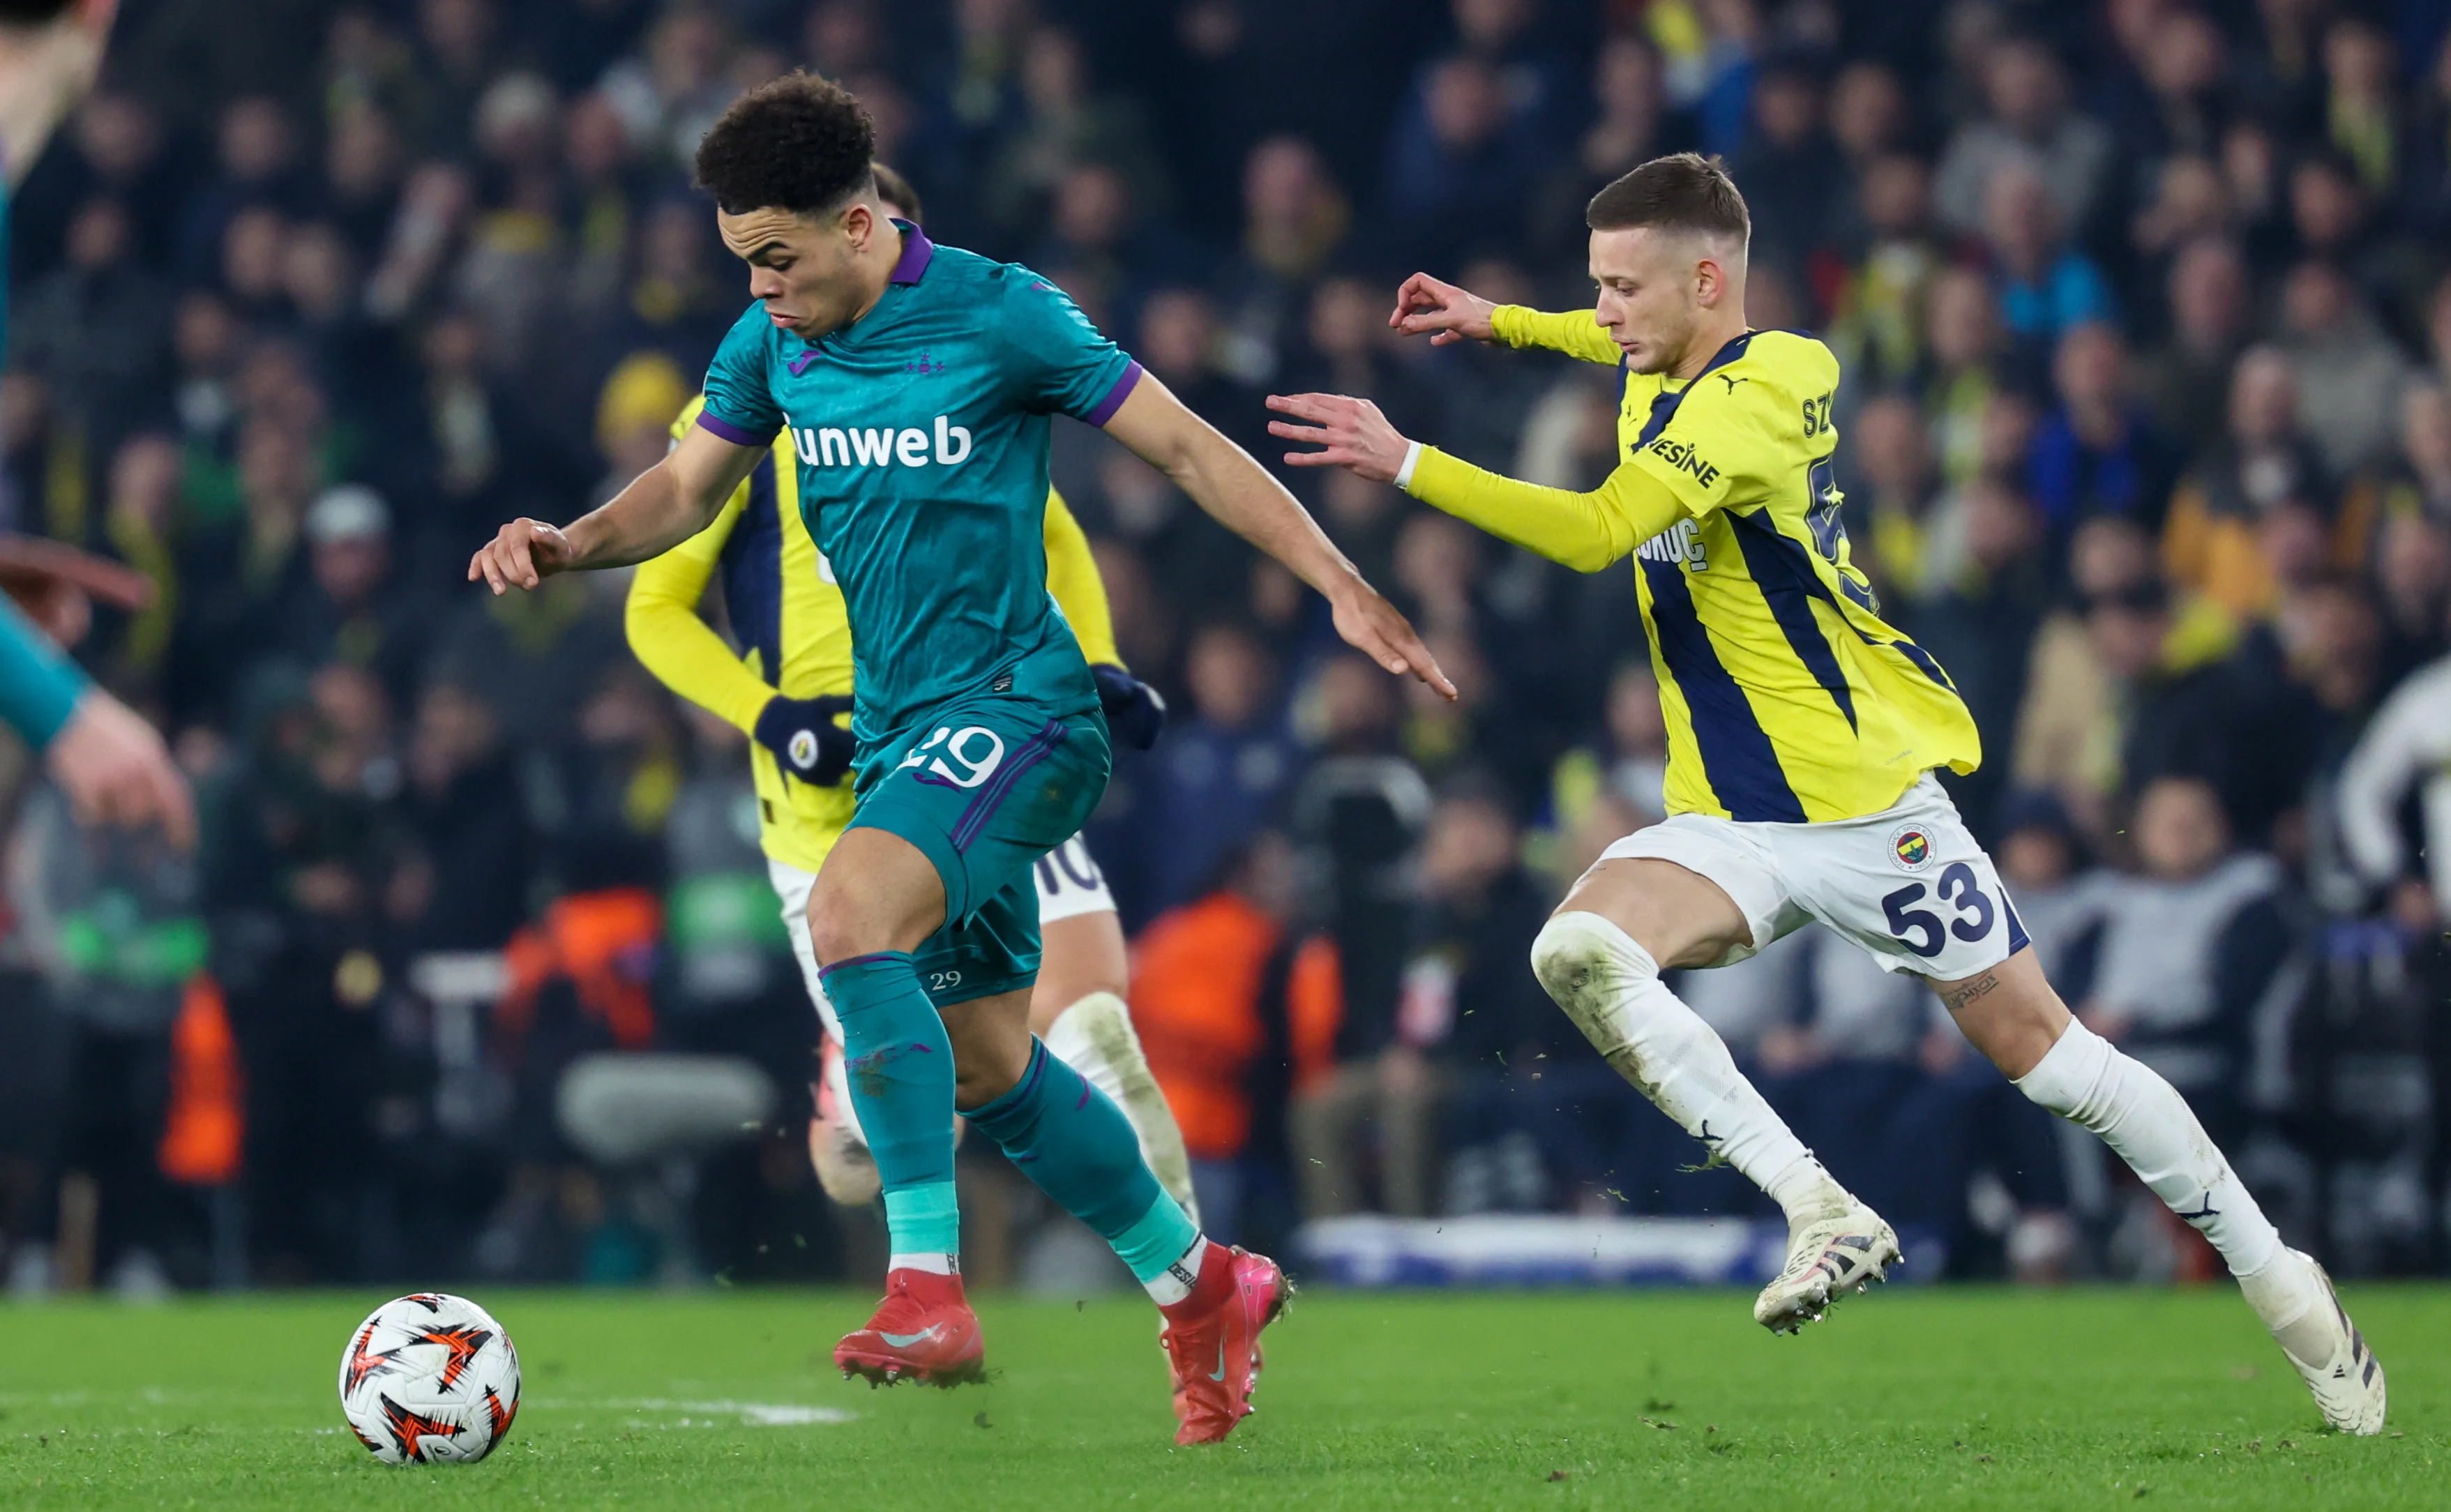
left=1754, top=1198, right=1901, bottom=1334
left=2258, top=1250, right=2386, bottom=1435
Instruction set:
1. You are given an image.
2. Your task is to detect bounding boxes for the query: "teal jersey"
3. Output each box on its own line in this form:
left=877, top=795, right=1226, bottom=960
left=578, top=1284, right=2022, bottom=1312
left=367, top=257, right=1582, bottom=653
left=695, top=222, right=1140, bottom=768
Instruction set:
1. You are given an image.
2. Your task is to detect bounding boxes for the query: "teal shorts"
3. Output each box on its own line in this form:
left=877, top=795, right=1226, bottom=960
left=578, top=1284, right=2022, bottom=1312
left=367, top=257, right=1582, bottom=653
left=846, top=697, right=1110, bottom=1008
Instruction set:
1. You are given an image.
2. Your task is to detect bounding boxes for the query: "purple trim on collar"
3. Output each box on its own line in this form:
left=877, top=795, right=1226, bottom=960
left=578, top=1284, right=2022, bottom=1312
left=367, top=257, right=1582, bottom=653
left=695, top=410, right=778, bottom=447
left=889, top=219, right=934, bottom=285
left=1083, top=361, right=1145, bottom=428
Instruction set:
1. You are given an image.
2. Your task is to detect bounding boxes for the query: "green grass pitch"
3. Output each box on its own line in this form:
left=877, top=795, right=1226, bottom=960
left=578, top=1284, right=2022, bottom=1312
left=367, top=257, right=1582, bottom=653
left=1, top=1284, right=2443, bottom=1509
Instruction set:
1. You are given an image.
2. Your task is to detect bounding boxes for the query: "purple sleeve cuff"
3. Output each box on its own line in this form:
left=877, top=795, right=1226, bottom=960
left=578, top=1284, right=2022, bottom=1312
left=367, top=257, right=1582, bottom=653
left=695, top=410, right=778, bottom=447
left=1082, top=361, right=1145, bottom=428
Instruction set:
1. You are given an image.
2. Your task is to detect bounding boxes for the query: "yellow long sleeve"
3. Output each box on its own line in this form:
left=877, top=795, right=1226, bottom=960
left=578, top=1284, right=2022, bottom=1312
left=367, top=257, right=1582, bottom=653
left=1491, top=304, right=1623, bottom=366
left=624, top=490, right=776, bottom=734
left=1041, top=487, right=1123, bottom=667
left=1404, top=446, right=1686, bottom=574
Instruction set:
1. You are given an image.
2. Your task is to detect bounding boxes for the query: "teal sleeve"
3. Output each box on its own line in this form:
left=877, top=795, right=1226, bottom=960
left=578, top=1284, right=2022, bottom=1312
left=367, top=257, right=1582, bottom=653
left=999, top=266, right=1140, bottom=424
left=0, top=597, right=88, bottom=750
left=697, top=304, right=783, bottom=445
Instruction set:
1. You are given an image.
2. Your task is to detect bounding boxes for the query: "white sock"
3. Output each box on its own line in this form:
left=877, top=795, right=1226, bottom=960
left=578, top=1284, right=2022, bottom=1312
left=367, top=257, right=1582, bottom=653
left=2014, top=1018, right=2281, bottom=1277
left=1043, top=990, right=1204, bottom=1225
left=1144, top=1235, right=1208, bottom=1306
left=1532, top=912, right=1850, bottom=1227
left=888, top=1253, right=958, bottom=1276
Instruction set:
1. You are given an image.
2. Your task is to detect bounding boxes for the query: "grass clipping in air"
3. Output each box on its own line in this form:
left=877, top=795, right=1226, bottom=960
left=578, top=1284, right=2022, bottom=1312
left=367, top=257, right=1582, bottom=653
left=0, top=1285, right=2441, bottom=1509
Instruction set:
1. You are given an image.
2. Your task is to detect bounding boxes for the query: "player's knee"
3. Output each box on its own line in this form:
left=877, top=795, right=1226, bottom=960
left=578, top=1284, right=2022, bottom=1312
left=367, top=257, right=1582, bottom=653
left=1530, top=910, right=1656, bottom=1001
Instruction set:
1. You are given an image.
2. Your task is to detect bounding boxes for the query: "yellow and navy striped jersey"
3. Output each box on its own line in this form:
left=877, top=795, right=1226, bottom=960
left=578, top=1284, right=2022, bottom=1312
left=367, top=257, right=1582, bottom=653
left=626, top=395, right=1122, bottom=872
left=1410, top=309, right=1979, bottom=824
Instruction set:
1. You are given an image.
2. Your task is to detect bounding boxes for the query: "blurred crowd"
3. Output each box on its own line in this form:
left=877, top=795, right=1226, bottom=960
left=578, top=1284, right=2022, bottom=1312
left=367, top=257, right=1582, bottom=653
left=3, top=0, right=2450, bottom=1297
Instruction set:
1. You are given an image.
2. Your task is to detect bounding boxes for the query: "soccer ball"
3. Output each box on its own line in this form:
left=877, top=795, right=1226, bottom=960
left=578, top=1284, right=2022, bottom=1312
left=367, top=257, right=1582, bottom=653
left=337, top=1292, right=521, bottom=1465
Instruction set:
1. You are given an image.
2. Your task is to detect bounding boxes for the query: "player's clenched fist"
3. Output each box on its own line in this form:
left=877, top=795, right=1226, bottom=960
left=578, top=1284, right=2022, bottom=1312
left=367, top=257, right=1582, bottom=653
left=1388, top=272, right=1498, bottom=346
left=468, top=518, right=575, bottom=594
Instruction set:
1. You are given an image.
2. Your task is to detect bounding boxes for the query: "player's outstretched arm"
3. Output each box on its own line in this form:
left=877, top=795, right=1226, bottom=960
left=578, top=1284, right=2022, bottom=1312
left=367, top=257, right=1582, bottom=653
left=1101, top=376, right=1454, bottom=700
left=1389, top=273, right=1620, bottom=365
left=469, top=424, right=763, bottom=594
left=1267, top=392, right=1681, bottom=573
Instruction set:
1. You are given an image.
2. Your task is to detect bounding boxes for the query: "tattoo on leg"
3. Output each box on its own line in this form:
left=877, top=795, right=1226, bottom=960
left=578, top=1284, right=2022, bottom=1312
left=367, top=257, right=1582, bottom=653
left=1940, top=970, right=2000, bottom=1015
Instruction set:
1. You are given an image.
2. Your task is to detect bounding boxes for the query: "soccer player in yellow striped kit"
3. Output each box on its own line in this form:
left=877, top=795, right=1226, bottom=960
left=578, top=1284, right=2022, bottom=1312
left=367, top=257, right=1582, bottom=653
left=625, top=167, right=1197, bottom=1230
left=1267, top=152, right=2383, bottom=1435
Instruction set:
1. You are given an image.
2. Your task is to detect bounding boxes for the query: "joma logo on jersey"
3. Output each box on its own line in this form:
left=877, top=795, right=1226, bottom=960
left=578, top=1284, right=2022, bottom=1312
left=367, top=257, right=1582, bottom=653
left=1646, top=436, right=1719, bottom=487
left=792, top=415, right=972, bottom=468
left=1635, top=519, right=1708, bottom=571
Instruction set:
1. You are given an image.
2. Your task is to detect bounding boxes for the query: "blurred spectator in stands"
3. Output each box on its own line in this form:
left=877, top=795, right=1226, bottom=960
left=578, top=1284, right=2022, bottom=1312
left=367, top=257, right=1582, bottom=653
left=1920, top=266, right=2009, bottom=491
left=2122, top=4, right=2228, bottom=166
left=1728, top=55, right=1841, bottom=305
left=559, top=91, right=643, bottom=328
left=1138, top=621, right=1295, bottom=916
left=1846, top=393, right=1943, bottom=604
left=7, top=91, right=172, bottom=280
left=1827, top=153, right=1945, bottom=396
left=1135, top=287, right=1267, bottom=465
left=2160, top=345, right=2335, bottom=621
left=280, top=485, right=426, bottom=711
left=2371, top=511, right=2451, bottom=693
left=1283, top=275, right=1444, bottom=449
left=456, top=73, right=568, bottom=381
left=285, top=222, right=398, bottom=424
left=985, top=27, right=1168, bottom=248
left=391, top=681, right=534, bottom=954
left=1214, top=137, right=1348, bottom=379
left=2083, top=773, right=2287, bottom=1146
left=409, top=0, right=515, bottom=163
left=1534, top=33, right=1683, bottom=262
left=1828, top=59, right=1908, bottom=175
left=1380, top=55, right=1539, bottom=274
left=176, top=96, right=306, bottom=288
left=2134, top=236, right=2250, bottom=458
left=172, top=420, right=319, bottom=729
left=1289, top=653, right=1433, bottom=1216
left=363, top=162, right=476, bottom=323
left=1410, top=787, right=1574, bottom=1214
left=2318, top=16, right=2397, bottom=199
left=1132, top=831, right=1337, bottom=1243
left=1910, top=477, right=2049, bottom=838
left=1936, top=34, right=2113, bottom=243
left=2280, top=259, right=2413, bottom=479
left=1548, top=660, right=1671, bottom=836
left=1982, top=163, right=2116, bottom=358
left=2127, top=154, right=2231, bottom=331
left=589, top=199, right=733, bottom=399
left=322, top=105, right=407, bottom=264
left=169, top=294, right=244, bottom=463
left=12, top=197, right=172, bottom=485
left=2026, top=323, right=2174, bottom=546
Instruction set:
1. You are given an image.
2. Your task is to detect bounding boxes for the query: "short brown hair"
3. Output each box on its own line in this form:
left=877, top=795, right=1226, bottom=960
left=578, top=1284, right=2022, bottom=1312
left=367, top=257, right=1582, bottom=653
left=1586, top=153, right=1750, bottom=244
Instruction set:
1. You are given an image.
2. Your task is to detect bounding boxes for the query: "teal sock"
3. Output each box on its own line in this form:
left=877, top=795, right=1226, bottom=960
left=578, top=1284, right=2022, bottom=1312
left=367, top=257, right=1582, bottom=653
left=965, top=1039, right=1200, bottom=1284
left=820, top=952, right=958, bottom=1259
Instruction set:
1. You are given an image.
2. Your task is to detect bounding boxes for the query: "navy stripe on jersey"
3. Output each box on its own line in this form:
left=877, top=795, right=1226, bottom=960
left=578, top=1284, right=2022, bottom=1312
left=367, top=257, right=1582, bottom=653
left=1890, top=637, right=1957, bottom=690
left=1640, top=552, right=1807, bottom=823
left=1629, top=333, right=1756, bottom=451
left=1728, top=509, right=1858, bottom=733
left=719, top=455, right=786, bottom=688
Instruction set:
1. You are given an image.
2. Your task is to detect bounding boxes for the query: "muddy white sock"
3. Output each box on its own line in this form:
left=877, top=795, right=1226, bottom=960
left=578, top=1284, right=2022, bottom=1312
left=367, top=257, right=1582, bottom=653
left=1532, top=912, right=1848, bottom=1227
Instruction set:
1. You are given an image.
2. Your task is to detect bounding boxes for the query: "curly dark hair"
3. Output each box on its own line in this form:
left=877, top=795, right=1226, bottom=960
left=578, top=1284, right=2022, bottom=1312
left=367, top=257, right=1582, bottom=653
left=693, top=72, right=875, bottom=217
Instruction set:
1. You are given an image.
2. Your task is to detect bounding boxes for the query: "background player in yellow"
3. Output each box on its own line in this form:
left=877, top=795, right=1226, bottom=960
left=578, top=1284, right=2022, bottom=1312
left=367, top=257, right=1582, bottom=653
left=1266, top=152, right=2383, bottom=1435
left=624, top=165, right=1198, bottom=1226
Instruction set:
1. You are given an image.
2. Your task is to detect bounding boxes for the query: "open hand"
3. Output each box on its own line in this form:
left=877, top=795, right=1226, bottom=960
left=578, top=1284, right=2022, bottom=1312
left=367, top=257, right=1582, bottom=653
left=1329, top=581, right=1457, bottom=700
left=1265, top=392, right=1410, bottom=481
left=467, top=519, right=575, bottom=594
left=1388, top=272, right=1498, bottom=346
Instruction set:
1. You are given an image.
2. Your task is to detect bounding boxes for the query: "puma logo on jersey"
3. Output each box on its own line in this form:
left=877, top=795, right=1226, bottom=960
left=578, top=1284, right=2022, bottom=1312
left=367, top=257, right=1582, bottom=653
left=1646, top=435, right=1720, bottom=488
left=793, top=414, right=972, bottom=468
left=1717, top=374, right=1749, bottom=393
left=1636, top=519, right=1709, bottom=571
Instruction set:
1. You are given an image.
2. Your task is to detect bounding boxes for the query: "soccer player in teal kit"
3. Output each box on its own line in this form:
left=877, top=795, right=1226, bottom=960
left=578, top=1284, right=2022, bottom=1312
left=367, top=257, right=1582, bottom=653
left=469, top=74, right=1449, bottom=1443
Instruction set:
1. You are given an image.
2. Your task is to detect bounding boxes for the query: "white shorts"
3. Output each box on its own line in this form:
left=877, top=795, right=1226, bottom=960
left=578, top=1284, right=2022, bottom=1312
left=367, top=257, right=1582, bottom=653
left=767, top=833, right=1118, bottom=1036
left=1597, top=773, right=2029, bottom=981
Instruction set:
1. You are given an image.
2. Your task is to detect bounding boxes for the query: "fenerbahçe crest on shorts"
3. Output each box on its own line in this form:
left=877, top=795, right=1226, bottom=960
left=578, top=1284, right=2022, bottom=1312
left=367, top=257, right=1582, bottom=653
left=1616, top=330, right=1982, bottom=826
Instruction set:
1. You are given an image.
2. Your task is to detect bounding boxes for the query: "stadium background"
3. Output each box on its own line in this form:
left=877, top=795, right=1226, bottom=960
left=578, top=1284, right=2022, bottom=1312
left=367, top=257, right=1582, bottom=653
left=1, top=0, right=2448, bottom=1303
